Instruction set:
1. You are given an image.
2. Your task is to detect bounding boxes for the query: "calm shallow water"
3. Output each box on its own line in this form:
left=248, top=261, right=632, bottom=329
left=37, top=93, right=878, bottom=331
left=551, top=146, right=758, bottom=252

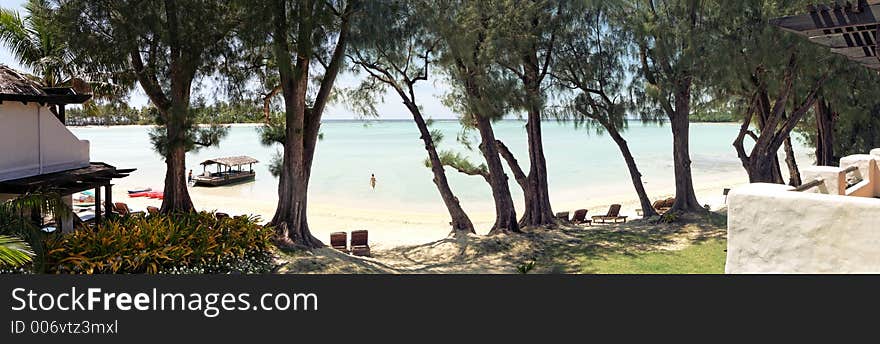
left=71, top=120, right=810, bottom=213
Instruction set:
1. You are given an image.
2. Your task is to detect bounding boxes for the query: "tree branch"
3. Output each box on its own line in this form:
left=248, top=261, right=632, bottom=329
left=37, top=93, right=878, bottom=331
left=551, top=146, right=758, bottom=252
left=495, top=139, right=528, bottom=191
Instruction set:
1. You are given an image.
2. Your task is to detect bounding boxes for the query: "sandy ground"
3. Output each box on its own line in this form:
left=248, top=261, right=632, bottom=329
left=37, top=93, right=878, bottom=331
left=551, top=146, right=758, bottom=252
left=273, top=212, right=728, bottom=274
left=87, top=175, right=741, bottom=252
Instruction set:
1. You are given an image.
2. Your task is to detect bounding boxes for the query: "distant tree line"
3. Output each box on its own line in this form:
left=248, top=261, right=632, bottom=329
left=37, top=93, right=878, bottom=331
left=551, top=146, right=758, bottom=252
left=65, top=102, right=266, bottom=126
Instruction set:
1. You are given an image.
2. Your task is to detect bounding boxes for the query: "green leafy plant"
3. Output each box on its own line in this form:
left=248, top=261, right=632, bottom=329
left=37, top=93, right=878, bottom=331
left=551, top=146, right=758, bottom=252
left=0, top=235, right=34, bottom=268
left=659, top=212, right=678, bottom=224
left=44, top=212, right=275, bottom=274
left=0, top=191, right=71, bottom=271
left=517, top=261, right=536, bottom=274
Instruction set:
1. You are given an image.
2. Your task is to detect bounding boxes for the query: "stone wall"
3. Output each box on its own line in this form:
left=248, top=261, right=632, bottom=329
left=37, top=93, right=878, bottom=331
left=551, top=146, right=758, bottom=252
left=726, top=150, right=880, bottom=273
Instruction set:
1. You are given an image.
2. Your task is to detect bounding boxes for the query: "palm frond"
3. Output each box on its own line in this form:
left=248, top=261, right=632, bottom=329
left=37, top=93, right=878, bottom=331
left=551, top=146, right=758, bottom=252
left=0, top=6, right=43, bottom=72
left=0, top=191, right=70, bottom=271
left=0, top=235, right=34, bottom=268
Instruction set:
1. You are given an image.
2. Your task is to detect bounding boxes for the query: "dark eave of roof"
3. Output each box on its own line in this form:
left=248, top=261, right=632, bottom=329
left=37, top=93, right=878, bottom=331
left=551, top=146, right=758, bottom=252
left=0, top=162, right=134, bottom=195
left=0, top=65, right=93, bottom=105
left=0, top=93, right=92, bottom=105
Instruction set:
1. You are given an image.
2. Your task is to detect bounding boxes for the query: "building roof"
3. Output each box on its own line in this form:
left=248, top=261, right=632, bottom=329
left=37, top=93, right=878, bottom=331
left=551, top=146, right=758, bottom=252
left=0, top=64, right=92, bottom=105
left=771, top=0, right=880, bottom=70
left=0, top=162, right=134, bottom=195
left=200, top=156, right=259, bottom=167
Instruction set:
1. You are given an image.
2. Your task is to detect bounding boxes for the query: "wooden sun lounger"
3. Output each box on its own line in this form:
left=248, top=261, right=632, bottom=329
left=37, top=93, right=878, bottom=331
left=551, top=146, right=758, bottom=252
left=350, top=230, right=371, bottom=257
left=146, top=206, right=160, bottom=216
left=571, top=209, right=592, bottom=226
left=114, top=202, right=145, bottom=217
left=330, top=232, right=349, bottom=254
left=555, top=211, right=570, bottom=221
left=652, top=198, right=675, bottom=215
left=592, top=204, right=627, bottom=224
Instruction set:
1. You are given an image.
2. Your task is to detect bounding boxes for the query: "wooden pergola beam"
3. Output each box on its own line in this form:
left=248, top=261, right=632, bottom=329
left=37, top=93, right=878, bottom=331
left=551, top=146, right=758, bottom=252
left=771, top=0, right=880, bottom=69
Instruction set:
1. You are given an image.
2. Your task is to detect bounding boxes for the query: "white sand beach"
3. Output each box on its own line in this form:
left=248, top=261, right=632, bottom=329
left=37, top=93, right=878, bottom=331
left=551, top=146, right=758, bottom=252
left=68, top=121, right=803, bottom=250
left=105, top=174, right=745, bottom=250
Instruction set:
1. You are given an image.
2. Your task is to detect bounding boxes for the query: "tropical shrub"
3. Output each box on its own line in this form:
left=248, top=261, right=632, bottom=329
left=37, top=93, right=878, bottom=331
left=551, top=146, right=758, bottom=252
left=44, top=212, right=275, bottom=274
left=0, top=235, right=34, bottom=272
left=659, top=212, right=678, bottom=224
left=517, top=261, right=536, bottom=274
left=0, top=191, right=70, bottom=272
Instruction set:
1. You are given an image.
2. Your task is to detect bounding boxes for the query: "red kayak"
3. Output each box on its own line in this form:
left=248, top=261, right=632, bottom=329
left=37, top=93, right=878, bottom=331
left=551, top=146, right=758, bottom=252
left=129, top=192, right=151, bottom=198
left=147, top=192, right=164, bottom=200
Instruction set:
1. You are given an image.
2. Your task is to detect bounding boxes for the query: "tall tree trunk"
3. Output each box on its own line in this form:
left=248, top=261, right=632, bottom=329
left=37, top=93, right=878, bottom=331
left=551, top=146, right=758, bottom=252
left=160, top=129, right=194, bottom=213
left=520, top=110, right=555, bottom=227
left=494, top=139, right=534, bottom=226
left=269, top=0, right=322, bottom=248
left=157, top=0, right=195, bottom=213
left=519, top=53, right=554, bottom=227
left=407, top=101, right=475, bottom=235
left=783, top=135, right=801, bottom=186
left=814, top=98, right=836, bottom=166
left=269, top=0, right=353, bottom=248
left=607, top=128, right=658, bottom=217
left=473, top=114, right=520, bottom=234
left=737, top=64, right=826, bottom=185
left=669, top=82, right=702, bottom=212
left=156, top=76, right=197, bottom=213
left=739, top=90, right=785, bottom=184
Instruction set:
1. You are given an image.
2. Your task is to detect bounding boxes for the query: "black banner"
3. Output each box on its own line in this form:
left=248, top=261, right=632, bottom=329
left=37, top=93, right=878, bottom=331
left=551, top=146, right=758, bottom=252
left=1, top=275, right=877, bottom=342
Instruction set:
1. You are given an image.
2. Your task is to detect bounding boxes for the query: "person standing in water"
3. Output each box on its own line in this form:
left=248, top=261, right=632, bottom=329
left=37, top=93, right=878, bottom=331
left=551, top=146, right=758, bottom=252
left=370, top=174, right=377, bottom=190
left=188, top=170, right=193, bottom=184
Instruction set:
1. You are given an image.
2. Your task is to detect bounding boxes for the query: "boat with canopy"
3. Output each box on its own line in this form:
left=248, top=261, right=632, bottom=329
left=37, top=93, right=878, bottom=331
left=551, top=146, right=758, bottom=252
left=193, top=156, right=258, bottom=187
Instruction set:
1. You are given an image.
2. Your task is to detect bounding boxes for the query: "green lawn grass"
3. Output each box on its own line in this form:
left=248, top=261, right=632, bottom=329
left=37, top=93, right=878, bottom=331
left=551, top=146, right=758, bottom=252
left=576, top=239, right=727, bottom=274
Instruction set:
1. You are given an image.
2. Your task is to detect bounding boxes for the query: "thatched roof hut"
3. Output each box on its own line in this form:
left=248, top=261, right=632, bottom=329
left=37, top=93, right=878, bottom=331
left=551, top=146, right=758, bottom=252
left=0, top=64, right=44, bottom=96
left=0, top=64, right=91, bottom=105
left=201, top=156, right=260, bottom=167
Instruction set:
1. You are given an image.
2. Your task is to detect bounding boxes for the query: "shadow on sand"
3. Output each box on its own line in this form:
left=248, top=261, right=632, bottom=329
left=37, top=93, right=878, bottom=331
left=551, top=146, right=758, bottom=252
left=275, top=211, right=728, bottom=274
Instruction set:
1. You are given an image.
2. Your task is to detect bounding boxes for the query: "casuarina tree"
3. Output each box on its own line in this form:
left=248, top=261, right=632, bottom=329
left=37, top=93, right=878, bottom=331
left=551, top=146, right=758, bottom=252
left=237, top=0, right=357, bottom=248
left=54, top=0, right=236, bottom=212
left=627, top=0, right=710, bottom=213
left=430, top=0, right=520, bottom=234
left=704, top=0, right=830, bottom=185
left=552, top=1, right=659, bottom=218
left=489, top=0, right=569, bottom=227
left=346, top=0, right=475, bottom=235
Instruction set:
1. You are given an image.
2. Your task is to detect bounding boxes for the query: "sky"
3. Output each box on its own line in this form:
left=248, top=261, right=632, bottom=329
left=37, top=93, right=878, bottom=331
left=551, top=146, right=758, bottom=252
left=0, top=0, right=457, bottom=120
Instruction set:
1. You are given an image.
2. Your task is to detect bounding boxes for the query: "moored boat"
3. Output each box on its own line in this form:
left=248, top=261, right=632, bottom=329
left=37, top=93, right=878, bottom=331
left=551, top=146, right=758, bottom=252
left=193, top=156, right=258, bottom=187
left=128, top=187, right=152, bottom=194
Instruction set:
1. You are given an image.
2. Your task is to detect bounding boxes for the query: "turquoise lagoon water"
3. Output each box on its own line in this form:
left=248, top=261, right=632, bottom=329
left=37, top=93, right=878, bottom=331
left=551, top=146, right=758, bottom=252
left=70, top=120, right=810, bottom=214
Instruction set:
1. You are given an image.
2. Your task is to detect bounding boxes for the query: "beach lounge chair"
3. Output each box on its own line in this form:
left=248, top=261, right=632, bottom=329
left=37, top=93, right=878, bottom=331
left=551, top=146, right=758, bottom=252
left=652, top=198, right=674, bottom=215
left=592, top=204, right=627, bottom=224
left=350, top=230, right=371, bottom=257
left=571, top=209, right=592, bottom=226
left=555, top=211, right=570, bottom=221
left=113, top=202, right=145, bottom=217
left=330, top=232, right=349, bottom=254
left=146, top=206, right=160, bottom=216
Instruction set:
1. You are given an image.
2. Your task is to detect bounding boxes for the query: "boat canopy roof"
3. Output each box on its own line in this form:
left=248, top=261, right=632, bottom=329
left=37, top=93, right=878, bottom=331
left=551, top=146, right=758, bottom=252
left=200, top=156, right=259, bottom=167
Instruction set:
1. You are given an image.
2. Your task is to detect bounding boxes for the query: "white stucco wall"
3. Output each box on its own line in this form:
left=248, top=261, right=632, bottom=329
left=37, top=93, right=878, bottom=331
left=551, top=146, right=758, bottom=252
left=727, top=151, right=880, bottom=273
left=0, top=102, right=89, bottom=182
